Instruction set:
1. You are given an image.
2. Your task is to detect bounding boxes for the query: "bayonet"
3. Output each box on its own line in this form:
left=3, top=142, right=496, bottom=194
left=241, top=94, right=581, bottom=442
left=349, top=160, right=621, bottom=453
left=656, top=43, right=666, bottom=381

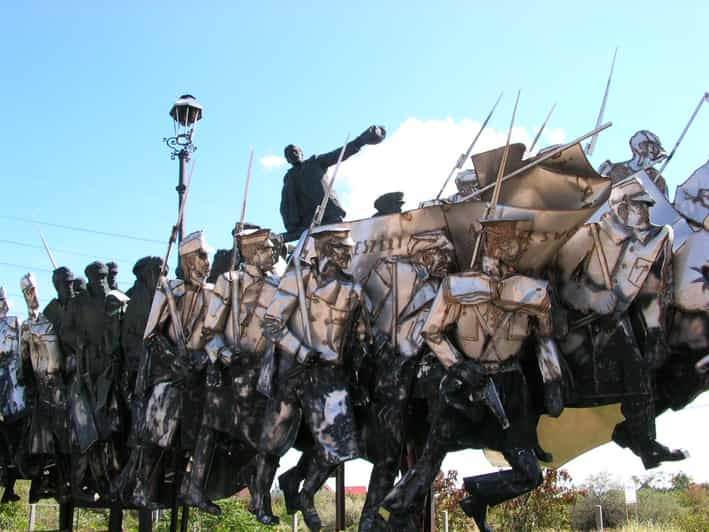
left=586, top=48, right=617, bottom=156
left=36, top=226, right=58, bottom=269
left=436, top=92, right=503, bottom=199
left=654, top=91, right=708, bottom=182
left=470, top=91, right=520, bottom=268
left=460, top=121, right=613, bottom=203
left=528, top=102, right=557, bottom=155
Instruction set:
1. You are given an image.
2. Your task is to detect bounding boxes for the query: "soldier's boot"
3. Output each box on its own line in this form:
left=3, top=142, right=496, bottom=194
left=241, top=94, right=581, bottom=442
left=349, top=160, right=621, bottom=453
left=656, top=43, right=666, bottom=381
left=178, top=426, right=221, bottom=516
left=613, top=407, right=688, bottom=470
left=461, top=448, right=542, bottom=532
left=1, top=470, right=19, bottom=503
left=131, top=447, right=161, bottom=510
left=298, top=461, right=335, bottom=532
left=278, top=453, right=308, bottom=515
left=71, top=454, right=97, bottom=505
left=543, top=379, right=564, bottom=418
left=250, top=453, right=280, bottom=525
left=359, top=458, right=398, bottom=532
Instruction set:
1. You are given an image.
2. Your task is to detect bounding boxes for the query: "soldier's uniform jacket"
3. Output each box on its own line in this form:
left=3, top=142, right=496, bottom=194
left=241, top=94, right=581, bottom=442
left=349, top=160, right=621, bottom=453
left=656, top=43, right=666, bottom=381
left=204, top=264, right=280, bottom=356
left=364, top=257, right=441, bottom=358
left=422, top=272, right=552, bottom=370
left=0, top=315, right=26, bottom=421
left=265, top=262, right=366, bottom=365
left=21, top=313, right=70, bottom=454
left=260, top=261, right=365, bottom=464
left=142, top=279, right=212, bottom=449
left=558, top=214, right=673, bottom=330
left=200, top=264, right=280, bottom=436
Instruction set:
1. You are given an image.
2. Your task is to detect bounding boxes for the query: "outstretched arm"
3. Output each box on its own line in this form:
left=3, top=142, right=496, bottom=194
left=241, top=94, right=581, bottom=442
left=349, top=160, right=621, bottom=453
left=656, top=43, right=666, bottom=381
left=421, top=280, right=462, bottom=369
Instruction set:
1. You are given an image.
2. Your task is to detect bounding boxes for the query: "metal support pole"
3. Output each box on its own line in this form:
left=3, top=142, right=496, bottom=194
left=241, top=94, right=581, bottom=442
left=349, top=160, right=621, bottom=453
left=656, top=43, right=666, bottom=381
left=59, top=501, right=74, bottom=531
left=443, top=510, right=449, bottom=532
left=29, top=503, right=36, bottom=531
left=175, top=148, right=188, bottom=277
left=595, top=504, right=604, bottom=531
left=335, top=463, right=346, bottom=530
left=180, top=505, right=190, bottom=532
left=138, top=508, right=154, bottom=532
left=108, top=506, right=123, bottom=532
left=423, top=489, right=436, bottom=532
left=292, top=513, right=298, bottom=531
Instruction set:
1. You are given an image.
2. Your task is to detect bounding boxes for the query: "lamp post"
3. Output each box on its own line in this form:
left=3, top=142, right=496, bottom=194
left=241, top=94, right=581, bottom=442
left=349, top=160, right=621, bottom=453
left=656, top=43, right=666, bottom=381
left=164, top=94, right=203, bottom=274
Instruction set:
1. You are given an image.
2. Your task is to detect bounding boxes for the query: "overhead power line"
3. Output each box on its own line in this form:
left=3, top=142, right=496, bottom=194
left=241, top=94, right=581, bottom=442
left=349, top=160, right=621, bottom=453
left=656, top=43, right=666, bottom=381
left=0, top=239, right=132, bottom=262
left=0, top=215, right=163, bottom=244
left=0, top=262, right=53, bottom=273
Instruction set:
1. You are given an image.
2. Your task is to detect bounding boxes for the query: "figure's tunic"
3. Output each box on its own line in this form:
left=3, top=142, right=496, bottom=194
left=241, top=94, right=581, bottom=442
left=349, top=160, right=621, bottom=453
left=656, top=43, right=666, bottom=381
left=557, top=215, right=673, bottom=362
left=421, top=272, right=552, bottom=449
left=0, top=316, right=26, bottom=422
left=260, top=263, right=365, bottom=464
left=364, top=258, right=440, bottom=359
left=21, top=313, right=70, bottom=454
left=142, top=280, right=211, bottom=449
left=201, top=264, right=280, bottom=442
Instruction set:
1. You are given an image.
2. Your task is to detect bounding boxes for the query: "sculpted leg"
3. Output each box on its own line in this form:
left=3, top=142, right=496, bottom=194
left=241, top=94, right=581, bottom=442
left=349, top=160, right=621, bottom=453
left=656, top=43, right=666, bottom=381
left=179, top=425, right=220, bottom=515
left=250, top=453, right=280, bottom=525
left=298, top=456, right=335, bottom=532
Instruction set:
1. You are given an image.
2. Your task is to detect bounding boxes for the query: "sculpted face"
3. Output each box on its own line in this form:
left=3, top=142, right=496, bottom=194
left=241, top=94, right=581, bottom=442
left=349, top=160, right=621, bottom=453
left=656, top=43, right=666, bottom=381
left=0, top=295, right=8, bottom=318
left=328, top=243, right=353, bottom=271
left=22, top=283, right=40, bottom=313
left=420, top=248, right=453, bottom=278
left=52, top=269, right=75, bottom=303
left=244, top=246, right=276, bottom=271
left=625, top=201, right=651, bottom=230
left=184, top=250, right=211, bottom=285
left=87, top=270, right=110, bottom=298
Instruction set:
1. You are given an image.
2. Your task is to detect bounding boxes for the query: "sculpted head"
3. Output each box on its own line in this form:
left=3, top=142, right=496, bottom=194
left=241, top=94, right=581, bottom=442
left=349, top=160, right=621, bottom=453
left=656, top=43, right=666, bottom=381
left=0, top=287, right=8, bottom=318
left=179, top=231, right=212, bottom=285
left=629, top=130, right=666, bottom=166
left=239, top=229, right=276, bottom=271
left=479, top=217, right=533, bottom=276
left=310, top=227, right=355, bottom=272
left=133, top=256, right=164, bottom=291
left=284, top=144, right=304, bottom=166
left=407, top=230, right=455, bottom=278
left=107, top=261, right=119, bottom=290
left=85, top=261, right=110, bottom=298
left=52, top=266, right=75, bottom=304
left=20, top=273, right=40, bottom=315
left=609, top=178, right=654, bottom=231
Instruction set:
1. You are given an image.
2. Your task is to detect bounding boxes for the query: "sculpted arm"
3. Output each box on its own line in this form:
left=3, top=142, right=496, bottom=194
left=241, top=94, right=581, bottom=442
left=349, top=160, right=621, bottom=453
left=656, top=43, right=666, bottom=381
left=203, top=273, right=236, bottom=365
left=421, top=279, right=462, bottom=369
left=263, top=269, right=309, bottom=362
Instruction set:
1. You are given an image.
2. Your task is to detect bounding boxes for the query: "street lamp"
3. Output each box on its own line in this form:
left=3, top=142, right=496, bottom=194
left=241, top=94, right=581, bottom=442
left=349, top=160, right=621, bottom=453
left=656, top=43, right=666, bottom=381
left=165, top=94, right=203, bottom=244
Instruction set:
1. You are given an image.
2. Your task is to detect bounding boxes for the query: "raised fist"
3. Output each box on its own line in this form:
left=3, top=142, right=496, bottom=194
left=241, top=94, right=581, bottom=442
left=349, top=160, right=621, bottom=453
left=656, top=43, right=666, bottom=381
left=589, top=289, right=617, bottom=315
left=356, top=125, right=386, bottom=146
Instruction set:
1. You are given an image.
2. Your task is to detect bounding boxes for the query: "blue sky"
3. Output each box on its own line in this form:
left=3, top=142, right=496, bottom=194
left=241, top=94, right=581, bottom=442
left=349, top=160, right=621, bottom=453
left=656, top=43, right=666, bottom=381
left=1, top=1, right=707, bottom=485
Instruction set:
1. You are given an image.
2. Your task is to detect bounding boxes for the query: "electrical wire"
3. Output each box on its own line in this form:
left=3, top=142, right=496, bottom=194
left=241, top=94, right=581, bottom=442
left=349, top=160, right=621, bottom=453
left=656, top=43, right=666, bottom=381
left=0, top=239, right=133, bottom=262
left=0, top=215, right=163, bottom=244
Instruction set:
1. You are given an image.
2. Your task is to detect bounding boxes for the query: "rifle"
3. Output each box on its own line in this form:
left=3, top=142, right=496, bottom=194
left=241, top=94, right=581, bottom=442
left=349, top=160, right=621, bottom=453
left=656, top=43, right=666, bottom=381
left=36, top=226, right=58, bottom=269
left=229, top=149, right=254, bottom=351
left=654, top=91, right=708, bottom=182
left=290, top=133, right=351, bottom=348
left=148, top=160, right=197, bottom=370
left=436, top=92, right=503, bottom=200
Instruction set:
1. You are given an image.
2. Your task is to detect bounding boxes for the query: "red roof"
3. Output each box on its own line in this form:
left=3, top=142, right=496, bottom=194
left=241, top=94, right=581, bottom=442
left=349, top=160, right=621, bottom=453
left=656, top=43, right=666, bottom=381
left=345, top=486, right=368, bottom=496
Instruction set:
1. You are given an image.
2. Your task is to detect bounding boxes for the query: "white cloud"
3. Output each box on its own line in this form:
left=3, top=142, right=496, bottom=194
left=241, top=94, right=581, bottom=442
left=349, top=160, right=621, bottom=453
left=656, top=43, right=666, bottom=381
left=260, top=154, right=286, bottom=170
left=336, top=117, right=561, bottom=220
left=544, top=126, right=567, bottom=145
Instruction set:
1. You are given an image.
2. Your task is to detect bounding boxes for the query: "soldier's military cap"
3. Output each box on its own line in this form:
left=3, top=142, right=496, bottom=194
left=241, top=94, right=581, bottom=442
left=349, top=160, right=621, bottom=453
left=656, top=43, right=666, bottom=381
left=179, top=230, right=213, bottom=256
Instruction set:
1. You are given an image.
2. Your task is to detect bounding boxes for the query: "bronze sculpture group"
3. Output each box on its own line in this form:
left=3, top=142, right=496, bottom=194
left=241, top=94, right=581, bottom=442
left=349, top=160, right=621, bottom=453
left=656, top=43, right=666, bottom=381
left=0, top=117, right=707, bottom=532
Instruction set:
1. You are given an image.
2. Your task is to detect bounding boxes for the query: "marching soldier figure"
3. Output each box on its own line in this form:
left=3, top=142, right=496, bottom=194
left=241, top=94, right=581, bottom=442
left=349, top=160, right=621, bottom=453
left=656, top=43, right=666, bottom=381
left=0, top=287, right=26, bottom=503
left=599, top=130, right=668, bottom=196
left=43, top=267, right=75, bottom=339
left=180, top=228, right=282, bottom=521
left=20, top=273, right=71, bottom=502
left=132, top=231, right=213, bottom=509
left=261, top=226, right=368, bottom=531
left=358, top=229, right=455, bottom=529
left=557, top=177, right=686, bottom=468
left=377, top=218, right=559, bottom=532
